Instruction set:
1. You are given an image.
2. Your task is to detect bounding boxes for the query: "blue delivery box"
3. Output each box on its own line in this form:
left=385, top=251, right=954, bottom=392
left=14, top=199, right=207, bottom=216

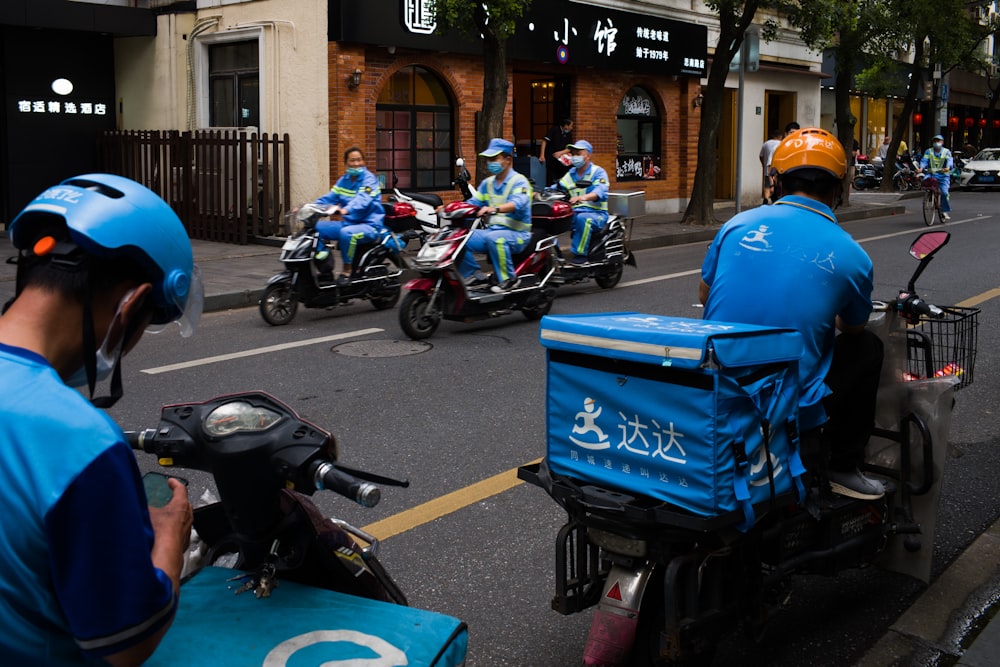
left=539, top=313, right=806, bottom=527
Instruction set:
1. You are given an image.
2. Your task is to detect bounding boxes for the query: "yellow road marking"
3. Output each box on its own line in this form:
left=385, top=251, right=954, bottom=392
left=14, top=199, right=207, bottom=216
left=957, top=287, right=1000, bottom=308
left=362, top=458, right=542, bottom=541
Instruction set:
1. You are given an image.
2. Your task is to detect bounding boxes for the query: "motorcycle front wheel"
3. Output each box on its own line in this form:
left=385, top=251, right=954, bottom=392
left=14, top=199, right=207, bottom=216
left=259, top=282, right=299, bottom=326
left=521, top=287, right=555, bottom=321
left=398, top=291, right=441, bottom=339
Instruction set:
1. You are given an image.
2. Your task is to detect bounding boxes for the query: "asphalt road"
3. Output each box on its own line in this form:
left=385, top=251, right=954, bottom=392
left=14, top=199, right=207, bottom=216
left=105, top=191, right=1000, bottom=666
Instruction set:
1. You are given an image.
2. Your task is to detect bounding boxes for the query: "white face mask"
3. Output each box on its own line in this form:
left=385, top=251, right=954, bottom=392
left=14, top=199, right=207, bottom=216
left=65, top=290, right=134, bottom=388
left=933, top=142, right=943, bottom=149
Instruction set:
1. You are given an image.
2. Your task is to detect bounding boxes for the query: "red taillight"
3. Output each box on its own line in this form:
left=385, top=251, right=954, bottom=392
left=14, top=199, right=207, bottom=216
left=389, top=201, right=416, bottom=218
left=550, top=200, right=573, bottom=217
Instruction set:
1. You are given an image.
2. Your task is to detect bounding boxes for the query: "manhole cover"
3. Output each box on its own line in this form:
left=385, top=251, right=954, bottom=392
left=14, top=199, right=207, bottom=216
left=332, top=339, right=432, bottom=358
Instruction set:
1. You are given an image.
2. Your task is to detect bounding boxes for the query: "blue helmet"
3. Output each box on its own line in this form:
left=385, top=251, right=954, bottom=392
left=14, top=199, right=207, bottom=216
left=9, top=173, right=202, bottom=336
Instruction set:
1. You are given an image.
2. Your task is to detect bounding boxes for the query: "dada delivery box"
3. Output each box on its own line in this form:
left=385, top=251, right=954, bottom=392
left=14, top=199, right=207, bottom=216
left=539, top=313, right=806, bottom=526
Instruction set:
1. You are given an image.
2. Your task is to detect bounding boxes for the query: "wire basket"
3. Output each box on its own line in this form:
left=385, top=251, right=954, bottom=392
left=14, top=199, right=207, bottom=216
left=905, top=306, right=979, bottom=390
left=920, top=176, right=940, bottom=192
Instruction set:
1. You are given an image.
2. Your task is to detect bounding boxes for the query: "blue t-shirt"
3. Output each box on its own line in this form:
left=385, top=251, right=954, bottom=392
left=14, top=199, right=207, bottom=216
left=314, top=168, right=385, bottom=226
left=0, top=343, right=176, bottom=664
left=700, top=195, right=874, bottom=430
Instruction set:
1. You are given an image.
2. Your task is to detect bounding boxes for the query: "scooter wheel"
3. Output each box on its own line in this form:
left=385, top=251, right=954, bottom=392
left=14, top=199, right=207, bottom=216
left=259, top=282, right=298, bottom=326
left=398, top=291, right=440, bottom=339
left=595, top=262, right=624, bottom=289
left=852, top=176, right=868, bottom=191
left=370, top=279, right=401, bottom=311
left=521, top=287, right=555, bottom=321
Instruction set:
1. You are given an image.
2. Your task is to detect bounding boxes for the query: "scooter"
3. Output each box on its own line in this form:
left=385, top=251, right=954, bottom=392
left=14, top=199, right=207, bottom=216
left=129, top=391, right=468, bottom=666
left=519, top=231, right=978, bottom=665
left=258, top=203, right=411, bottom=326
left=397, top=201, right=562, bottom=340
left=534, top=184, right=638, bottom=290
left=385, top=158, right=476, bottom=244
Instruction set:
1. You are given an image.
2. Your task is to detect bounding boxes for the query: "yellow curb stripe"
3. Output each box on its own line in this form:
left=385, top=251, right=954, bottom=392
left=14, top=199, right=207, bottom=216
left=361, top=458, right=543, bottom=541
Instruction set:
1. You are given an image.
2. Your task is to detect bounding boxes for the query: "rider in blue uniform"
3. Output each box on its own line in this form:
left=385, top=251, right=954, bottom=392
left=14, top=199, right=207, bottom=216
left=919, top=134, right=954, bottom=220
left=0, top=174, right=202, bottom=664
left=312, top=146, right=385, bottom=284
left=700, top=128, right=884, bottom=501
left=556, top=139, right=610, bottom=262
left=461, top=138, right=533, bottom=292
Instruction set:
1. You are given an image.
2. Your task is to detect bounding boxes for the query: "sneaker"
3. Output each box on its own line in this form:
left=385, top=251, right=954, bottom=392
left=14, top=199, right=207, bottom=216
left=464, top=271, right=490, bottom=287
left=336, top=274, right=351, bottom=287
left=490, top=278, right=520, bottom=293
left=569, top=255, right=588, bottom=266
left=941, top=212, right=951, bottom=221
left=828, top=469, right=885, bottom=500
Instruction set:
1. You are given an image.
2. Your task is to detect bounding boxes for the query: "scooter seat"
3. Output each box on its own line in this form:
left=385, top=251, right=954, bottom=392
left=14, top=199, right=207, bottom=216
left=399, top=191, right=443, bottom=207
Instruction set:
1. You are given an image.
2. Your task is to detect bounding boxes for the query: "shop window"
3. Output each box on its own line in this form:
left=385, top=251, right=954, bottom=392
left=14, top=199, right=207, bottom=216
left=615, top=86, right=662, bottom=181
left=376, top=66, right=453, bottom=190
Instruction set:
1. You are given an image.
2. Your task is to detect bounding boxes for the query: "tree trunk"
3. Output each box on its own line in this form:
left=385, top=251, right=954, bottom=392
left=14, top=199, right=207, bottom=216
left=879, top=40, right=925, bottom=192
left=476, top=26, right=508, bottom=183
left=681, top=0, right=760, bottom=226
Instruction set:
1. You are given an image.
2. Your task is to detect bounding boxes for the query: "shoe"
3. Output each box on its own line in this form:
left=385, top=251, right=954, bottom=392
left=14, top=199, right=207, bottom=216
left=569, top=255, right=588, bottom=266
left=336, top=274, right=351, bottom=287
left=828, top=469, right=885, bottom=500
left=464, top=271, right=490, bottom=287
left=941, top=212, right=951, bottom=221
left=490, top=278, right=520, bottom=293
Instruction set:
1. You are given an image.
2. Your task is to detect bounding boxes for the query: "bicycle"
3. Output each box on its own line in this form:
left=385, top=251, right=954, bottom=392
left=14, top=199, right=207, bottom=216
left=920, top=173, right=946, bottom=226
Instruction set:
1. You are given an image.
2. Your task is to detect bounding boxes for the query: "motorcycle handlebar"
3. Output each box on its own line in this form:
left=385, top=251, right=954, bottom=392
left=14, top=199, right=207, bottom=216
left=313, top=461, right=381, bottom=508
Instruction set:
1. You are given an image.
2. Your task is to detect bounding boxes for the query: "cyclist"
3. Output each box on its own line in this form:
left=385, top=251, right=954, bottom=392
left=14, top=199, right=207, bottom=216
left=919, top=134, right=954, bottom=221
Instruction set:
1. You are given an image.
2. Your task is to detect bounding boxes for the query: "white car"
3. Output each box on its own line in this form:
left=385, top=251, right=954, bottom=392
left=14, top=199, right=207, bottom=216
left=959, top=148, right=1000, bottom=189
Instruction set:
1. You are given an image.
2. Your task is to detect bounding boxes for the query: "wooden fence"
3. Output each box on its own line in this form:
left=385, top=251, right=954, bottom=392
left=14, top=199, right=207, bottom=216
left=98, top=129, right=290, bottom=244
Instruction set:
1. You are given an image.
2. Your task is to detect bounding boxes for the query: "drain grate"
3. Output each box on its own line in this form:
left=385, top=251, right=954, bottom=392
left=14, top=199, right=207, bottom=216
left=332, top=339, right=432, bottom=358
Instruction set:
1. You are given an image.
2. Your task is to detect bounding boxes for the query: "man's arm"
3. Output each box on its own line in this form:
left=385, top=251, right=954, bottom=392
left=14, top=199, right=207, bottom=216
left=699, top=279, right=710, bottom=306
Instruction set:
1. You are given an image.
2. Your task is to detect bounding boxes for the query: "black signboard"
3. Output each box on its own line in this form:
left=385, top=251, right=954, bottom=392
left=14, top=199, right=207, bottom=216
left=331, top=0, right=707, bottom=78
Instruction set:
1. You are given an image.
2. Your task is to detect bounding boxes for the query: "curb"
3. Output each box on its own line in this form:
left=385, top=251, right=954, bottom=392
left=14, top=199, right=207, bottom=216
left=205, top=289, right=265, bottom=313
left=855, top=518, right=1000, bottom=666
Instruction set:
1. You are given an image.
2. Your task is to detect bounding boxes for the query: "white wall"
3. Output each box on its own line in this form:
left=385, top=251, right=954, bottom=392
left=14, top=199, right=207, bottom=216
left=113, top=0, right=331, bottom=208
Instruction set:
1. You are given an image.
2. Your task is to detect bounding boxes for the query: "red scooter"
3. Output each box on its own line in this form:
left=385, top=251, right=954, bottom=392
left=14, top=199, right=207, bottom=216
left=397, top=200, right=566, bottom=339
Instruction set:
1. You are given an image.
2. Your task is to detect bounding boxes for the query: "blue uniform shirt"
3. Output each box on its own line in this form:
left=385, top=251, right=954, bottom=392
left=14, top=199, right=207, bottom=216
left=314, top=168, right=385, bottom=227
left=700, top=195, right=874, bottom=430
left=0, top=343, right=176, bottom=664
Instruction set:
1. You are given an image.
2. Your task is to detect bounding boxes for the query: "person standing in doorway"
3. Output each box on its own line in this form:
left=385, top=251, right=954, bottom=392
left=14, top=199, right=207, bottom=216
left=540, top=118, right=574, bottom=185
left=759, top=129, right=783, bottom=205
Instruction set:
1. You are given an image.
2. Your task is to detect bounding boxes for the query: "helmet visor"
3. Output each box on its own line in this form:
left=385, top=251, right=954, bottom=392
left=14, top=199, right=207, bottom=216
left=146, top=264, right=204, bottom=338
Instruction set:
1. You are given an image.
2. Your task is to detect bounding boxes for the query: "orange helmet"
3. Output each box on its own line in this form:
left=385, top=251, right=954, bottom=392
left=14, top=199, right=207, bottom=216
left=771, top=128, right=847, bottom=180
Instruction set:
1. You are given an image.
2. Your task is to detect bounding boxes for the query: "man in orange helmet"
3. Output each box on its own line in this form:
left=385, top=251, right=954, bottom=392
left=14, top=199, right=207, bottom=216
left=700, top=128, right=885, bottom=501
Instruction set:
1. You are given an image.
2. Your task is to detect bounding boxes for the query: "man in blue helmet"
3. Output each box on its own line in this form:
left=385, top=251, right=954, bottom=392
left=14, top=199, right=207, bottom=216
left=0, top=174, right=203, bottom=665
left=556, top=139, right=609, bottom=263
left=919, top=134, right=954, bottom=220
left=461, top=138, right=533, bottom=292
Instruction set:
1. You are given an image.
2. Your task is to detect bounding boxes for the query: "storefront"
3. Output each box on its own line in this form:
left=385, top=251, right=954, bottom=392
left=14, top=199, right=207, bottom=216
left=329, top=0, right=707, bottom=213
left=0, top=0, right=154, bottom=221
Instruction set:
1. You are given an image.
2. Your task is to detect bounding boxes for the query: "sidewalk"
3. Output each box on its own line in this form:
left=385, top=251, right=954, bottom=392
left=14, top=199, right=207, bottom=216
left=2, top=190, right=999, bottom=662
left=0, top=191, right=910, bottom=313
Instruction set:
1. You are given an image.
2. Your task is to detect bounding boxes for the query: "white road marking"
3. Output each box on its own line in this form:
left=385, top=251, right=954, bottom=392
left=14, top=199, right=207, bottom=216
left=140, top=328, right=384, bottom=374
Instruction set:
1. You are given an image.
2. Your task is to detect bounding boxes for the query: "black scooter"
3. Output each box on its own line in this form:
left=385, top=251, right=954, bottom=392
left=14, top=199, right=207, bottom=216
left=520, top=231, right=978, bottom=666
left=258, top=204, right=412, bottom=325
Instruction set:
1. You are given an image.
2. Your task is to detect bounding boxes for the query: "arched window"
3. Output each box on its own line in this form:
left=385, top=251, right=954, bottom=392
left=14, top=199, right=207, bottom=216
left=376, top=66, right=453, bottom=190
left=615, top=86, right=662, bottom=181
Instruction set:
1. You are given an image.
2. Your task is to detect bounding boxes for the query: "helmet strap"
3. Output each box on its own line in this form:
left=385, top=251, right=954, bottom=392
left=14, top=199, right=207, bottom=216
left=81, top=283, right=141, bottom=409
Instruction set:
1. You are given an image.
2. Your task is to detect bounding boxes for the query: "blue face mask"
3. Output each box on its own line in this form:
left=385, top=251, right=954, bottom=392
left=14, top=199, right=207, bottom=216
left=486, top=161, right=504, bottom=175
left=570, top=155, right=586, bottom=168
left=346, top=166, right=364, bottom=177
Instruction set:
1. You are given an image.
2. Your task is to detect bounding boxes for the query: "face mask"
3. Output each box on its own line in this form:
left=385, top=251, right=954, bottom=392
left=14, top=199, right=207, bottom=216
left=65, top=290, right=133, bottom=388
left=486, top=161, right=504, bottom=175
left=570, top=155, right=586, bottom=168
left=346, top=166, right=364, bottom=177
left=933, top=142, right=943, bottom=149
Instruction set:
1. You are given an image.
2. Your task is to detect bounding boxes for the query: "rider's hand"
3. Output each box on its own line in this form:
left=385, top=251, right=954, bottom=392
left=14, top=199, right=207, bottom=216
left=148, top=478, right=193, bottom=589
left=478, top=206, right=496, bottom=217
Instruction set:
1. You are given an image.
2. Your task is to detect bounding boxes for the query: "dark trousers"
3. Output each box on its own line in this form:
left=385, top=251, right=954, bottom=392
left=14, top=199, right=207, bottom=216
left=800, top=330, right=884, bottom=480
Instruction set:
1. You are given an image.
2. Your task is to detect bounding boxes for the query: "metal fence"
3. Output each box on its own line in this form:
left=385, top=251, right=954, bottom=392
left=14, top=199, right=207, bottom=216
left=98, top=129, right=290, bottom=244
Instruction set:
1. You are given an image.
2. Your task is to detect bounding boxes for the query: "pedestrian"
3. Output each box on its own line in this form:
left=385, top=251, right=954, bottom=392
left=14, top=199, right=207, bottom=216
left=700, top=128, right=885, bottom=501
left=759, top=128, right=783, bottom=204
left=0, top=174, right=201, bottom=664
left=540, top=118, right=574, bottom=185
left=461, top=138, right=533, bottom=292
